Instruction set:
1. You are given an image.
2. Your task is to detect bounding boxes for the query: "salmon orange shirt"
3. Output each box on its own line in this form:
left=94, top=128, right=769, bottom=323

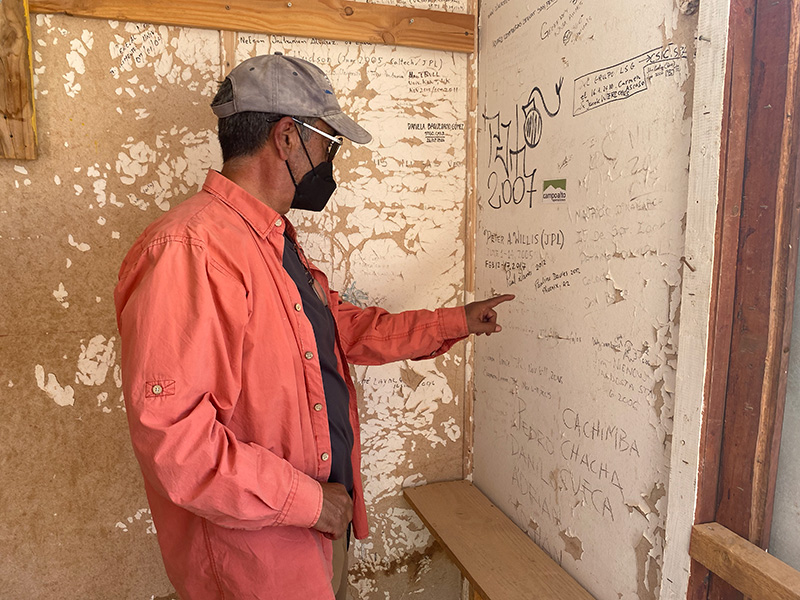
left=114, top=170, right=468, bottom=599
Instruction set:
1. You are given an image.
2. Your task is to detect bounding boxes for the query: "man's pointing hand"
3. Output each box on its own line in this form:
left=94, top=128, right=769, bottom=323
left=465, top=294, right=515, bottom=336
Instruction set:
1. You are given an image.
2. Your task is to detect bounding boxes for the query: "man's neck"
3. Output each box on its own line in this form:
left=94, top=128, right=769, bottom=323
left=220, top=157, right=292, bottom=215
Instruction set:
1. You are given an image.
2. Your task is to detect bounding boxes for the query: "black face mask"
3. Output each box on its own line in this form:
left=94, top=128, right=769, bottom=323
left=286, top=136, right=337, bottom=212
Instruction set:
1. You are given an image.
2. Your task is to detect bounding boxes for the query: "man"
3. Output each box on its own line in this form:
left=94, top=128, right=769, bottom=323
left=114, top=53, right=512, bottom=599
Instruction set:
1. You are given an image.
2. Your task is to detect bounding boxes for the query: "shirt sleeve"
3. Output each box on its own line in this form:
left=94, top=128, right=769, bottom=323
left=115, top=237, right=323, bottom=531
left=332, top=298, right=469, bottom=366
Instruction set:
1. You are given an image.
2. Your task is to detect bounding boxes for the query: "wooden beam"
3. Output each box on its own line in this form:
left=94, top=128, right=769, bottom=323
left=751, top=0, right=800, bottom=549
left=404, top=481, right=595, bottom=600
left=0, top=0, right=37, bottom=160
left=710, top=0, right=800, bottom=546
left=28, top=0, right=475, bottom=54
left=690, top=522, right=800, bottom=600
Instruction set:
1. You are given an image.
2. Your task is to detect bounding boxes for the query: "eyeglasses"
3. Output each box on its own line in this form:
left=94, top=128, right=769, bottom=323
left=292, top=118, right=343, bottom=162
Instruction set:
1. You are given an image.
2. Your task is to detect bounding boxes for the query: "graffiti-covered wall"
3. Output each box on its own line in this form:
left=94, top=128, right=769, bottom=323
left=0, top=13, right=468, bottom=599
left=472, top=0, right=698, bottom=598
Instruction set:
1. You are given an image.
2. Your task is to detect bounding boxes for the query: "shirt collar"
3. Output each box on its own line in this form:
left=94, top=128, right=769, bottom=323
left=201, top=170, right=288, bottom=240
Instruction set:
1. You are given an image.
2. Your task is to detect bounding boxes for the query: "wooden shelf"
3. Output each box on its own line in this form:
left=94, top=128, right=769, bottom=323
left=405, top=480, right=596, bottom=600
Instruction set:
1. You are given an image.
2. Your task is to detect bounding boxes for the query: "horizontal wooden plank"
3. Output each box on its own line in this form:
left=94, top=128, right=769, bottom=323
left=404, top=480, right=596, bottom=600
left=690, top=522, right=800, bottom=600
left=1, top=0, right=37, bottom=160
left=29, top=0, right=475, bottom=53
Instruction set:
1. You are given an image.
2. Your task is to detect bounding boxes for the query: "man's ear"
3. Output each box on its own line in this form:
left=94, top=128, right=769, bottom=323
left=270, top=116, right=298, bottom=161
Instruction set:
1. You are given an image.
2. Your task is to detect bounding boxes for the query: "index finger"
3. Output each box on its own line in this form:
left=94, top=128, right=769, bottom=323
left=482, top=294, right=515, bottom=308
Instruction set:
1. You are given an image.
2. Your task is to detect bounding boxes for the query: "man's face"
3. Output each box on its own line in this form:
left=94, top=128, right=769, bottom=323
left=277, top=118, right=342, bottom=215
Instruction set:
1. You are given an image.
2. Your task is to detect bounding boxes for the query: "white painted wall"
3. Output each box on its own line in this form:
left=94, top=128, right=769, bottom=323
left=472, top=0, right=698, bottom=598
left=662, top=0, right=730, bottom=595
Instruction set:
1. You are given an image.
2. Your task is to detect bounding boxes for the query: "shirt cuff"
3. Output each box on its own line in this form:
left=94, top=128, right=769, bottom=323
left=280, top=470, right=324, bottom=529
left=437, top=306, right=469, bottom=340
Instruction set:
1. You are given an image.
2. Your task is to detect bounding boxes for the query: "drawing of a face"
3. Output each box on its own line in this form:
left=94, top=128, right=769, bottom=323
left=523, top=101, right=542, bottom=148
left=522, top=79, right=563, bottom=148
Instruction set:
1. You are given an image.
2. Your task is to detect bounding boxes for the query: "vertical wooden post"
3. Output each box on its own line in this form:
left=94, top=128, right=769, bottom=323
left=220, top=29, right=237, bottom=79
left=462, top=0, right=479, bottom=484
left=0, top=0, right=37, bottom=159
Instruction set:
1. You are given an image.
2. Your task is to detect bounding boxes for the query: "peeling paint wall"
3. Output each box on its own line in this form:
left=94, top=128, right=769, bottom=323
left=472, top=1, right=697, bottom=598
left=0, top=14, right=467, bottom=599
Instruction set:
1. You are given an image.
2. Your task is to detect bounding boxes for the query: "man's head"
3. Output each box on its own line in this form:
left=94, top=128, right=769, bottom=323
left=211, top=53, right=371, bottom=163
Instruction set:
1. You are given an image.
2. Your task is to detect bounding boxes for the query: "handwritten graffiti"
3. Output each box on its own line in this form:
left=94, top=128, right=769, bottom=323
left=573, top=44, right=687, bottom=115
left=482, top=78, right=563, bottom=210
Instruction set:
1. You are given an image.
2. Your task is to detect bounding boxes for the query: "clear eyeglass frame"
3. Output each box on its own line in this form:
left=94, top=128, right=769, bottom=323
left=292, top=118, right=343, bottom=161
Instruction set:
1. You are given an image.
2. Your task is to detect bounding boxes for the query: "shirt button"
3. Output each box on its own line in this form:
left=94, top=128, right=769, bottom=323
left=305, top=351, right=314, bottom=360
left=275, top=219, right=283, bottom=228
left=314, top=403, right=323, bottom=412
left=321, top=452, right=330, bottom=461
left=151, top=384, right=163, bottom=395
left=295, top=303, right=302, bottom=311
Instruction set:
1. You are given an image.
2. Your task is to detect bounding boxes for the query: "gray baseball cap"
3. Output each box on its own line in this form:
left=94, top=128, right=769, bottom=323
left=211, top=53, right=372, bottom=144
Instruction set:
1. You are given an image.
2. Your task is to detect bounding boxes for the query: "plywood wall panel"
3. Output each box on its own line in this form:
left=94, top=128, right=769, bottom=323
left=472, top=1, right=697, bottom=599
left=0, top=13, right=468, bottom=600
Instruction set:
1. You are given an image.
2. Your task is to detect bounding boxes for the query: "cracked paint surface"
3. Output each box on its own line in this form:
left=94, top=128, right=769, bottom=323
left=1, top=12, right=467, bottom=600
left=473, top=0, right=696, bottom=598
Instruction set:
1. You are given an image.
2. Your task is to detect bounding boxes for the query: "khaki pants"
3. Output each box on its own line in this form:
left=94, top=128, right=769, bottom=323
left=331, top=534, right=349, bottom=600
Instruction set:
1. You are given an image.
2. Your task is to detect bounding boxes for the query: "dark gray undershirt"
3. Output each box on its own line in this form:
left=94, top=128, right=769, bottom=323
left=282, top=233, right=354, bottom=495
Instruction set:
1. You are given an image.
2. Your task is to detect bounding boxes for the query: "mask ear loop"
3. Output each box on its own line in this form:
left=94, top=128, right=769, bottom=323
left=285, top=160, right=299, bottom=186
left=284, top=124, right=317, bottom=187
left=297, top=122, right=319, bottom=169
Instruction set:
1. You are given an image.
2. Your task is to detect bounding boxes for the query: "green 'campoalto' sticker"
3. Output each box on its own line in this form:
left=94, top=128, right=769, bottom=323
left=542, top=179, right=567, bottom=203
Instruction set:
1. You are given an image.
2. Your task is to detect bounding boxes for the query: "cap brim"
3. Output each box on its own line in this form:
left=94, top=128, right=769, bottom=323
left=322, top=112, right=372, bottom=145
